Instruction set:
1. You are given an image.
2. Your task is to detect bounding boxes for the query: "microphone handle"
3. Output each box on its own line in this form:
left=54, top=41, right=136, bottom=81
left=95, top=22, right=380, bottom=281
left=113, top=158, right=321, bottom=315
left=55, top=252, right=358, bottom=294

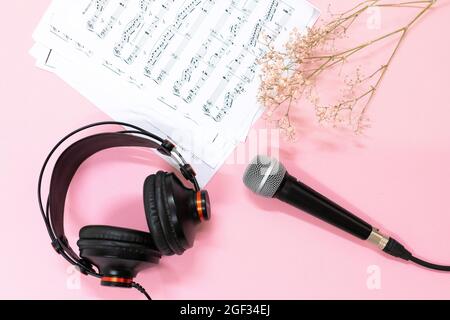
left=274, top=173, right=373, bottom=240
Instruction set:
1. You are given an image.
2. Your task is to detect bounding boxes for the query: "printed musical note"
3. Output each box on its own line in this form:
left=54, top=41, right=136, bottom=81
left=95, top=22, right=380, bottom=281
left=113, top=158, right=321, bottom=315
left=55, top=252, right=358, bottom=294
left=144, top=0, right=203, bottom=77
left=103, top=59, right=125, bottom=75
left=86, top=0, right=110, bottom=32
left=124, top=0, right=176, bottom=65
left=204, top=76, right=248, bottom=122
left=203, top=0, right=285, bottom=122
left=82, top=0, right=94, bottom=15
left=172, top=2, right=237, bottom=96
left=180, top=5, right=253, bottom=103
left=52, top=0, right=302, bottom=124
left=154, top=0, right=216, bottom=84
left=248, top=19, right=263, bottom=47
left=265, top=2, right=294, bottom=34
left=114, top=14, right=145, bottom=57
left=114, top=0, right=151, bottom=58
left=264, top=0, right=279, bottom=22
left=98, top=0, right=130, bottom=39
left=36, top=0, right=318, bottom=159
left=50, top=24, right=93, bottom=57
left=242, top=61, right=257, bottom=83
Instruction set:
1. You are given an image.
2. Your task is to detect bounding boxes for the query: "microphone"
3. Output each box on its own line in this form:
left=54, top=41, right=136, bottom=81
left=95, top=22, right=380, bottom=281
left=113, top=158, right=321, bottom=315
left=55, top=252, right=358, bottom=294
left=243, top=155, right=450, bottom=272
left=243, top=155, right=390, bottom=249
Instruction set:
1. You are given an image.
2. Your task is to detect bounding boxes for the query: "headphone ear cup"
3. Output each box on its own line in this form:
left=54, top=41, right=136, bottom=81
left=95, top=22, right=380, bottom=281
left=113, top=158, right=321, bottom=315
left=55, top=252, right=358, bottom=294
left=143, top=173, right=177, bottom=256
left=144, top=171, right=210, bottom=256
left=159, top=172, right=205, bottom=252
left=77, top=226, right=161, bottom=287
left=79, top=225, right=156, bottom=246
left=158, top=172, right=186, bottom=255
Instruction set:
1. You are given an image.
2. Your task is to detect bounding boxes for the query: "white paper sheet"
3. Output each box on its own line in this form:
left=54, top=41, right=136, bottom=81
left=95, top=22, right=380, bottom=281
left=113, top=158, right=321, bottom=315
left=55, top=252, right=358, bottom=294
left=31, top=0, right=319, bottom=185
left=30, top=42, right=235, bottom=186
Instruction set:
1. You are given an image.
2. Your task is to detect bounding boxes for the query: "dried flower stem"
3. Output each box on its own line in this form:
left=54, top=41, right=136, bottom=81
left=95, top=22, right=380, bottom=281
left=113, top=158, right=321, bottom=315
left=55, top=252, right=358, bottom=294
left=258, top=0, right=437, bottom=138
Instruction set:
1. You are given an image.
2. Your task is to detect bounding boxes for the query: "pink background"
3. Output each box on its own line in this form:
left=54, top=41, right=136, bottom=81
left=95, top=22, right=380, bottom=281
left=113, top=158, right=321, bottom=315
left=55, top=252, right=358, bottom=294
left=1, top=1, right=450, bottom=299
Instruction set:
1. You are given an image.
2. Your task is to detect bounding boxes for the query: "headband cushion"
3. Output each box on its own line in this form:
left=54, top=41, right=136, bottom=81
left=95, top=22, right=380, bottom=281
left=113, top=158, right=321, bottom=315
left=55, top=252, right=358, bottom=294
left=143, top=173, right=174, bottom=256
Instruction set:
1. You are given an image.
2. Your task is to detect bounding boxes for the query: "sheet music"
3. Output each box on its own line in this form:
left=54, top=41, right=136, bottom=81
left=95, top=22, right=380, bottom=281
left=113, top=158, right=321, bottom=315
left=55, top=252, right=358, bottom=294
left=30, top=41, right=236, bottom=187
left=34, top=0, right=318, bottom=138
left=32, top=0, right=319, bottom=185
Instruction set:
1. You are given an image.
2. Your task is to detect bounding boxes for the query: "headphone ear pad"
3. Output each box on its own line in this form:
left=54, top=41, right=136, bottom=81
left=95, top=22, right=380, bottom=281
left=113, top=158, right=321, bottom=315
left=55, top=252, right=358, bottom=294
left=161, top=173, right=198, bottom=251
left=143, top=173, right=175, bottom=256
left=144, top=171, right=209, bottom=256
left=158, top=172, right=185, bottom=255
left=77, top=226, right=161, bottom=286
left=79, top=225, right=155, bottom=247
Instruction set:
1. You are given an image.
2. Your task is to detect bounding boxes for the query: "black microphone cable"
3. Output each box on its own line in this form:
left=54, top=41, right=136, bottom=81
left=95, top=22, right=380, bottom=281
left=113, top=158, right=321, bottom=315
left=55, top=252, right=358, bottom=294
left=383, top=238, right=450, bottom=272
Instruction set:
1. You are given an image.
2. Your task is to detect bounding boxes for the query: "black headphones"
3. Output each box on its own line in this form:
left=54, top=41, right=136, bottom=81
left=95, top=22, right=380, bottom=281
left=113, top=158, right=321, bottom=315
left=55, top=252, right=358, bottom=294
left=38, top=121, right=211, bottom=299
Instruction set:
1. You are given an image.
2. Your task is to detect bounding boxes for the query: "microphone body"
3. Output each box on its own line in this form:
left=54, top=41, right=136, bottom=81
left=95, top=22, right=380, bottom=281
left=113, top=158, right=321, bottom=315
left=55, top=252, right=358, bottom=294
left=243, top=155, right=450, bottom=273
left=243, top=155, right=450, bottom=271
left=243, top=155, right=389, bottom=249
left=275, top=173, right=372, bottom=240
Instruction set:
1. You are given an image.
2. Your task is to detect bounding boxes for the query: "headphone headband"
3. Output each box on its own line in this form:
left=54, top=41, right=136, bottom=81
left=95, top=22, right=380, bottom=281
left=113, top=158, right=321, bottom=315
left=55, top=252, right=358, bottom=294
left=38, top=122, right=200, bottom=276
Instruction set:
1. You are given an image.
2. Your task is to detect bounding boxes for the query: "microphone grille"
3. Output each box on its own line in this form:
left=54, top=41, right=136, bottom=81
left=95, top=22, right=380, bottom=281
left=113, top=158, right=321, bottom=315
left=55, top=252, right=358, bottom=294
left=243, top=155, right=286, bottom=198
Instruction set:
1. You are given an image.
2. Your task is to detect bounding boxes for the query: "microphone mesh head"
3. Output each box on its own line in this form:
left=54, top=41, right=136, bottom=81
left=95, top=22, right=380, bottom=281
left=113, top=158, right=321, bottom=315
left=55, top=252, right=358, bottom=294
left=243, top=155, right=286, bottom=198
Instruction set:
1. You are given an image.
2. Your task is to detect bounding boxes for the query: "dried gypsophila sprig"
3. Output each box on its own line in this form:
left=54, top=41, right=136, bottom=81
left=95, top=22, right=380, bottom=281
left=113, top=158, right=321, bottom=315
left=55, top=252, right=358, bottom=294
left=258, top=0, right=437, bottom=139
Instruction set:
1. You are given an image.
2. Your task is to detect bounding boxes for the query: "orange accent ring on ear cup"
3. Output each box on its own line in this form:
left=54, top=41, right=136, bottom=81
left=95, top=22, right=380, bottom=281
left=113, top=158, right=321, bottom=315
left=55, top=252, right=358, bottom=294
left=196, top=192, right=204, bottom=221
left=101, top=277, right=133, bottom=285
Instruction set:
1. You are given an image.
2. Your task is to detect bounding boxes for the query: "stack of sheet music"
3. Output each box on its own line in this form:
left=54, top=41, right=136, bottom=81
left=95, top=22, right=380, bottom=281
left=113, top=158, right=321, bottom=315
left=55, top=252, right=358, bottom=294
left=31, top=0, right=319, bottom=186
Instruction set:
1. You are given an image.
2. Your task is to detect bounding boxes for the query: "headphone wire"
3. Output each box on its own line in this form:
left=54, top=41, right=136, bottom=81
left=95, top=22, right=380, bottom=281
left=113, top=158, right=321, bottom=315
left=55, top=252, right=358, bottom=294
left=132, top=282, right=152, bottom=300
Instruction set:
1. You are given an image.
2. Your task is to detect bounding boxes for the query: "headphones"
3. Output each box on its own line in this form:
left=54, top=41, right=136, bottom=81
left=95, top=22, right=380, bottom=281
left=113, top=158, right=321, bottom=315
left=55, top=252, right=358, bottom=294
left=38, top=121, right=211, bottom=299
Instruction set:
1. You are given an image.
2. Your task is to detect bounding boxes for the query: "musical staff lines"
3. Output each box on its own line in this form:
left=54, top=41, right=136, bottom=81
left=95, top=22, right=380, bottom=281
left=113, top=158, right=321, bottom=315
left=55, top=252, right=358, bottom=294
left=143, top=0, right=202, bottom=77
left=122, top=0, right=176, bottom=65
left=113, top=0, right=153, bottom=60
left=49, top=0, right=306, bottom=126
left=98, top=0, right=130, bottom=38
left=174, top=0, right=259, bottom=104
left=86, top=0, right=110, bottom=32
left=202, top=0, right=294, bottom=122
left=152, top=0, right=216, bottom=84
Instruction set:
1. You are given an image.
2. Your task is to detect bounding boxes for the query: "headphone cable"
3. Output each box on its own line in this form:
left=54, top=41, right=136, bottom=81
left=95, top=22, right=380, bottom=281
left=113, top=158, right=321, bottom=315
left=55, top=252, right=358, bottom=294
left=132, top=282, right=152, bottom=300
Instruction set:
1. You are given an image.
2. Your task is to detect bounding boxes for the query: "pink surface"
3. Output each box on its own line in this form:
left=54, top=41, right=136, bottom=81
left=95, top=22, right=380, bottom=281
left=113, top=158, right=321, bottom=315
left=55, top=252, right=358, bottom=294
left=1, top=1, right=450, bottom=299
